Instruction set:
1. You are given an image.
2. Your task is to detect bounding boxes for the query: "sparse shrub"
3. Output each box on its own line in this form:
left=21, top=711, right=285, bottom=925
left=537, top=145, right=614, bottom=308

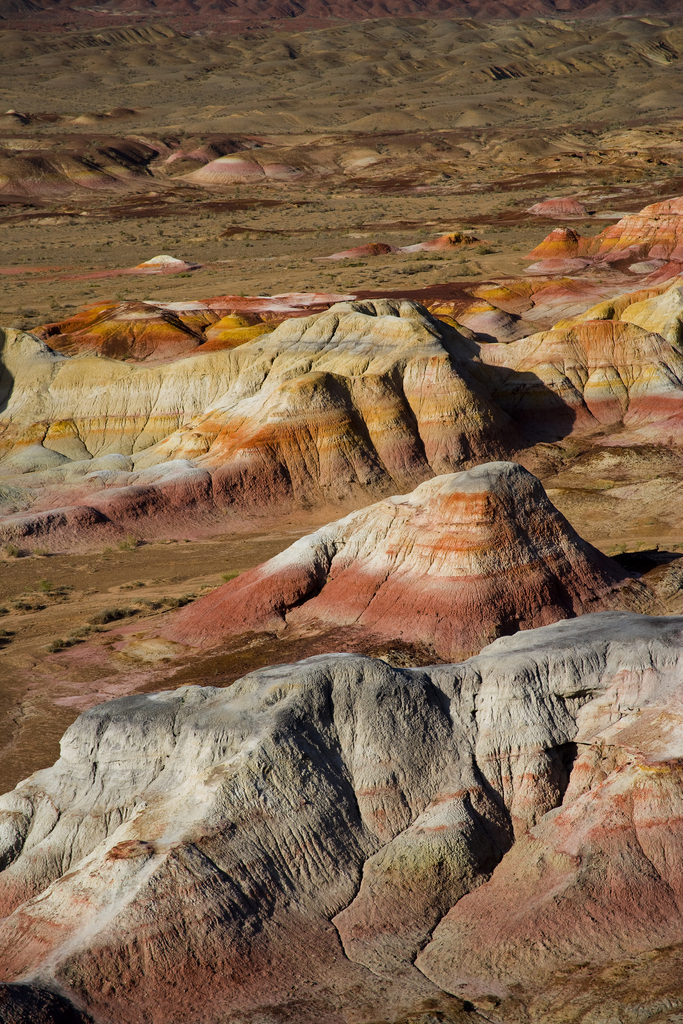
left=4, top=544, right=20, bottom=558
left=0, top=630, right=14, bottom=645
left=221, top=571, right=240, bottom=583
left=33, top=546, right=50, bottom=557
left=89, top=606, right=138, bottom=625
left=118, top=535, right=141, bottom=551
left=39, top=579, right=53, bottom=593
left=120, top=580, right=146, bottom=590
left=0, top=606, right=8, bottom=616
left=12, top=597, right=46, bottom=612
left=474, top=244, right=495, bottom=255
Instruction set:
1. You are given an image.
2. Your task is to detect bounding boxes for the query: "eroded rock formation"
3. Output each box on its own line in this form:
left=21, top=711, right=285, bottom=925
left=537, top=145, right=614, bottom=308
left=530, top=197, right=683, bottom=275
left=168, top=462, right=632, bottom=659
left=6, top=284, right=683, bottom=548
left=0, top=612, right=681, bottom=1024
left=0, top=300, right=515, bottom=546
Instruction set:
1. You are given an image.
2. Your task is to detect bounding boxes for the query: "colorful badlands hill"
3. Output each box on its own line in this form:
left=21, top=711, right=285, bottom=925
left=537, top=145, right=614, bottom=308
left=4, top=282, right=683, bottom=547
left=168, top=462, right=632, bottom=660
left=1, top=613, right=682, bottom=1024
left=529, top=197, right=683, bottom=278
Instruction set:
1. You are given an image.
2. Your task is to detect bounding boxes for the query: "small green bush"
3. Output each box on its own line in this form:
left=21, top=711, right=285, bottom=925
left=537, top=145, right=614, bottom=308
left=89, top=606, right=137, bottom=625
left=118, top=535, right=141, bottom=551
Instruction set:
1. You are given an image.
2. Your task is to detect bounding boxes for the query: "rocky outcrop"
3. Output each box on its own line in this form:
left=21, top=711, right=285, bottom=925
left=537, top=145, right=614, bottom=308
left=0, top=613, right=682, bottom=1024
left=528, top=227, right=581, bottom=260
left=168, top=462, right=632, bottom=659
left=36, top=301, right=274, bottom=362
left=565, top=277, right=683, bottom=345
left=475, top=291, right=683, bottom=445
left=8, top=283, right=683, bottom=548
left=530, top=197, right=683, bottom=271
left=0, top=301, right=516, bottom=546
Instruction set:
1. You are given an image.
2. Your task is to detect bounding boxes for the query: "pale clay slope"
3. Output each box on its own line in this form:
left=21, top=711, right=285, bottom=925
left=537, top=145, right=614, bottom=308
left=0, top=613, right=682, bottom=1024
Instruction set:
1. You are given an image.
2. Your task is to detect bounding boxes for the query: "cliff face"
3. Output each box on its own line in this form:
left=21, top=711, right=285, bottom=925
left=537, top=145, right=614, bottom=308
left=0, top=613, right=682, bottom=1024
left=168, top=462, right=632, bottom=659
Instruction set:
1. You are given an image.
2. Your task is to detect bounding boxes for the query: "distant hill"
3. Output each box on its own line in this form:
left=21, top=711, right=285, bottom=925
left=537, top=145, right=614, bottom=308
left=1, top=0, right=682, bottom=29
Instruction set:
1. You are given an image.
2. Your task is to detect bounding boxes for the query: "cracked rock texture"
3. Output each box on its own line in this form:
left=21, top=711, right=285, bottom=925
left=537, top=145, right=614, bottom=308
left=0, top=612, right=682, bottom=1024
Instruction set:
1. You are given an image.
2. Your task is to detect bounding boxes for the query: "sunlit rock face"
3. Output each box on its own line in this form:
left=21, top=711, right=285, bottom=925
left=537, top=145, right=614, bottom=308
left=5, top=285, right=683, bottom=550
left=168, top=462, right=632, bottom=659
left=0, top=613, right=682, bottom=1024
left=475, top=289, right=683, bottom=446
left=0, top=301, right=515, bottom=547
left=530, top=197, right=683, bottom=272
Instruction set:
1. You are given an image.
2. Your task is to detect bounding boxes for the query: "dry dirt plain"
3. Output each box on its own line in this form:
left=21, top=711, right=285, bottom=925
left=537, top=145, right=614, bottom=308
left=3, top=12, right=683, bottom=788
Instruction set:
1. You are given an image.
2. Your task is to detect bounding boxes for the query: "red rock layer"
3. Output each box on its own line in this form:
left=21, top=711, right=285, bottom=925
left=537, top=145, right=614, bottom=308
left=168, top=462, right=630, bottom=659
left=476, top=305, right=683, bottom=445
left=35, top=299, right=314, bottom=362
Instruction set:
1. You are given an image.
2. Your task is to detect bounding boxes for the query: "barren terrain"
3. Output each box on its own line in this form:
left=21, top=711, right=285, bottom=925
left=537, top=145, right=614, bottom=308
left=2, top=14, right=683, bottom=792
left=3, top=7, right=683, bottom=1024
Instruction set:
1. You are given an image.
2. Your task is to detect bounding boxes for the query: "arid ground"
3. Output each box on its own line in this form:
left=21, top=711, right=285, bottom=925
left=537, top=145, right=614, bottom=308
left=3, top=11, right=683, bottom=790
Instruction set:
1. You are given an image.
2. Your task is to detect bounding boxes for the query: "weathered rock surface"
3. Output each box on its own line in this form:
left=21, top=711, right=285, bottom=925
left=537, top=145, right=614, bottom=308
left=0, top=300, right=515, bottom=546
left=1, top=612, right=682, bottom=1024
left=168, top=462, right=632, bottom=659
left=36, top=300, right=275, bottom=363
left=7, top=283, right=683, bottom=548
left=530, top=197, right=683, bottom=272
left=475, top=281, right=683, bottom=446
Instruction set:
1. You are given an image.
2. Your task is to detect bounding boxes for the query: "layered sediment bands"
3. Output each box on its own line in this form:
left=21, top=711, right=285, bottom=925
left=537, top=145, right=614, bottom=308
left=36, top=301, right=274, bottom=362
left=530, top=197, right=683, bottom=269
left=475, top=297, right=683, bottom=445
left=0, top=300, right=517, bottom=544
left=527, top=197, right=588, bottom=218
left=566, top=278, right=683, bottom=344
left=0, top=613, right=682, bottom=1024
left=6, top=285, right=683, bottom=547
left=168, top=463, right=632, bottom=659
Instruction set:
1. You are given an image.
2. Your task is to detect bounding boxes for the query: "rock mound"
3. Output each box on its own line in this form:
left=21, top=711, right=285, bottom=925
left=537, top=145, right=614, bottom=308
left=1, top=613, right=682, bottom=1024
left=169, top=462, right=631, bottom=659
left=475, top=298, right=683, bottom=446
left=527, top=196, right=588, bottom=218
left=134, top=254, right=199, bottom=272
left=321, top=242, right=398, bottom=260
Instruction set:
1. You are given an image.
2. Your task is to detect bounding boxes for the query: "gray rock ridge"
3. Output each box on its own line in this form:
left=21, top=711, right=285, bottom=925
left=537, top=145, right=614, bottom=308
left=0, top=611, right=682, bottom=1023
